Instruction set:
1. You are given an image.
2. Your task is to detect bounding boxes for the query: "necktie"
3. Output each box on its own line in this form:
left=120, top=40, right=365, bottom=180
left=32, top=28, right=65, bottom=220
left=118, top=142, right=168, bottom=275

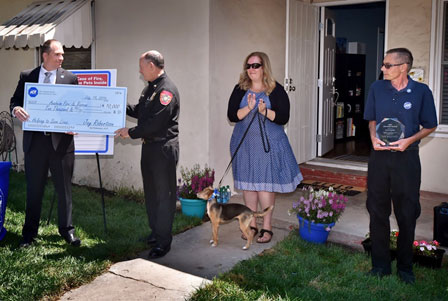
left=44, top=72, right=52, bottom=83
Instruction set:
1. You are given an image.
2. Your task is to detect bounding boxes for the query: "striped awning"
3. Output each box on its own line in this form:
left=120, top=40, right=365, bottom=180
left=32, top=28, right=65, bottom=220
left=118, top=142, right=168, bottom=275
left=0, top=0, right=92, bottom=49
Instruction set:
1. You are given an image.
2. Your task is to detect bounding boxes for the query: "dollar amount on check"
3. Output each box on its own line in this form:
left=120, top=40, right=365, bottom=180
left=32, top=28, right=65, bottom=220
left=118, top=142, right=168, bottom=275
left=23, top=83, right=127, bottom=135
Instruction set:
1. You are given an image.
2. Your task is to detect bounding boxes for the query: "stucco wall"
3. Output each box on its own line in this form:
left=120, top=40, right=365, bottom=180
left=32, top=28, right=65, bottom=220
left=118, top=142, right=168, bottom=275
left=209, top=0, right=286, bottom=189
left=387, top=0, right=432, bottom=83
left=387, top=0, right=448, bottom=194
left=72, top=0, right=211, bottom=190
left=1, top=0, right=446, bottom=194
left=0, top=0, right=36, bottom=166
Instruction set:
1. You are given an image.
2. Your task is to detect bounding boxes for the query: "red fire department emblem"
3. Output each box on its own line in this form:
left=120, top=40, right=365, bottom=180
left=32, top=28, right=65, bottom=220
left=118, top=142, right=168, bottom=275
left=160, top=90, right=173, bottom=106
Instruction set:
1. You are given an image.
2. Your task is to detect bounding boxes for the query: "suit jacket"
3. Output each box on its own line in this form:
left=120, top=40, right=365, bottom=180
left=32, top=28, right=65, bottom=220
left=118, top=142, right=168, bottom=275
left=10, top=66, right=78, bottom=153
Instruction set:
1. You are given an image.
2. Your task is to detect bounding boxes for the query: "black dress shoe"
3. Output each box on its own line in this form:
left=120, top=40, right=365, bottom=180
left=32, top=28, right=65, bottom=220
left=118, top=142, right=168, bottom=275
left=398, top=270, right=415, bottom=285
left=62, top=233, right=81, bottom=247
left=367, top=267, right=391, bottom=278
left=148, top=246, right=170, bottom=259
left=138, top=235, right=157, bottom=246
left=18, top=237, right=35, bottom=248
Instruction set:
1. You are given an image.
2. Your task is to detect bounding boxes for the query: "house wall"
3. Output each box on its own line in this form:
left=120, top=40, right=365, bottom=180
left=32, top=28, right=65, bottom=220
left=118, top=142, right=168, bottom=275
left=1, top=0, right=446, bottom=193
left=209, top=0, right=286, bottom=189
left=0, top=0, right=36, bottom=165
left=72, top=0, right=211, bottom=190
left=0, top=0, right=286, bottom=193
left=388, top=0, right=448, bottom=194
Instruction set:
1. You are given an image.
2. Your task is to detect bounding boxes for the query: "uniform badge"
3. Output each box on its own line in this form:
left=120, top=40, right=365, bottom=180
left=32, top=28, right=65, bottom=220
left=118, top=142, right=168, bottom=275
left=160, top=90, right=173, bottom=106
left=403, top=101, right=412, bottom=110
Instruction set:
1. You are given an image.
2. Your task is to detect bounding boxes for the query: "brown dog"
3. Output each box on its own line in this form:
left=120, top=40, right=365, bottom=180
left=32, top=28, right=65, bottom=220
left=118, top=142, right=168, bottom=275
left=197, top=186, right=274, bottom=250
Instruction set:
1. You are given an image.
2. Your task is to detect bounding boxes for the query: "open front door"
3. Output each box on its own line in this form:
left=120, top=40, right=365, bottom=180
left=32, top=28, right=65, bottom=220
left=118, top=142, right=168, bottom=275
left=285, top=0, right=319, bottom=163
left=317, top=8, right=336, bottom=156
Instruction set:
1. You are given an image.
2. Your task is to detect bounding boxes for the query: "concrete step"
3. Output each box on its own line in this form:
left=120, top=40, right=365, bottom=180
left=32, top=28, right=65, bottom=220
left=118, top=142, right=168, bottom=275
left=299, top=162, right=367, bottom=188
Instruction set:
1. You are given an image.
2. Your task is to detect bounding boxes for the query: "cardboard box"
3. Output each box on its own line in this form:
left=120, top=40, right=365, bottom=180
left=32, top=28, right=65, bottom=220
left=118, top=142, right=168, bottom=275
left=348, top=42, right=366, bottom=54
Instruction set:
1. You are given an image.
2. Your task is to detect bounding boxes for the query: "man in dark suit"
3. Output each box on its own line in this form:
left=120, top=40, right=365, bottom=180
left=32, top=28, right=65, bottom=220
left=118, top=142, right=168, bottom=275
left=10, top=39, right=81, bottom=248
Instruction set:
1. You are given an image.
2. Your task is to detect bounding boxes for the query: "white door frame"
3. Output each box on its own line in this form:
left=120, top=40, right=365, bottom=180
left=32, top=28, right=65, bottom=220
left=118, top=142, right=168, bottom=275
left=285, top=0, right=388, bottom=163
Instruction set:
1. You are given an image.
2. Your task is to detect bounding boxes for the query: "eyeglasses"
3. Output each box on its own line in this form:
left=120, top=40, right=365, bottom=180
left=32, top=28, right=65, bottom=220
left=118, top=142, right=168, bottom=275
left=382, top=62, right=407, bottom=69
left=246, top=63, right=262, bottom=70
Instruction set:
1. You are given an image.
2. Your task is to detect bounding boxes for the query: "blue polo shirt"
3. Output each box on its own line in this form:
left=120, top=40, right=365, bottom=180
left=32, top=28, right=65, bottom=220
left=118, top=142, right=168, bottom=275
left=364, top=76, right=438, bottom=147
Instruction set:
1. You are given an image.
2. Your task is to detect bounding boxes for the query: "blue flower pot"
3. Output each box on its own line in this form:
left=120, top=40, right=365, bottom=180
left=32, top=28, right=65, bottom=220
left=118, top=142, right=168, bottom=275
left=179, top=198, right=207, bottom=219
left=297, top=215, right=335, bottom=244
left=0, top=161, right=12, bottom=241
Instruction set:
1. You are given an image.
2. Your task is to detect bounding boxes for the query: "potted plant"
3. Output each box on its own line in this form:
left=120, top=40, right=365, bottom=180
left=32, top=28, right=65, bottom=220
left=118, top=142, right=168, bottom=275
left=289, top=186, right=348, bottom=244
left=412, top=240, right=446, bottom=268
left=362, top=230, right=398, bottom=260
left=177, top=164, right=214, bottom=219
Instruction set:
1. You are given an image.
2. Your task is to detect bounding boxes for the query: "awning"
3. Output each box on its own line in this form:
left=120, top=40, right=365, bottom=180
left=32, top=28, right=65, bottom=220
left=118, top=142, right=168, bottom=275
left=0, top=0, right=92, bottom=49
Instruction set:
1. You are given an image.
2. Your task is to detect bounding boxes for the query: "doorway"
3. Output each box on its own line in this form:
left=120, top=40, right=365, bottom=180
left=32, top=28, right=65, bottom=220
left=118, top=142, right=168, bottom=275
left=320, top=2, right=386, bottom=163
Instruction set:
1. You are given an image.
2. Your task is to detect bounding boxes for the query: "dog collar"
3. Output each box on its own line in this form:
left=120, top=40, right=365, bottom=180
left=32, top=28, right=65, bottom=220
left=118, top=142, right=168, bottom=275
left=209, top=189, right=219, bottom=201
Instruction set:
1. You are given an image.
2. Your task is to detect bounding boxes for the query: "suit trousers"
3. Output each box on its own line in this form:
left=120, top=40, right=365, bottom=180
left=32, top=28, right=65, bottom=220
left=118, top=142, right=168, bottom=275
left=141, top=141, right=178, bottom=249
left=366, top=149, right=421, bottom=274
left=22, top=132, right=75, bottom=239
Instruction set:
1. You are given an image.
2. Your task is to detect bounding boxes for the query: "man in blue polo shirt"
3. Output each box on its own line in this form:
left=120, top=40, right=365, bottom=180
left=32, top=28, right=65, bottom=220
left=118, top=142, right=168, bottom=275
left=364, top=48, right=438, bottom=284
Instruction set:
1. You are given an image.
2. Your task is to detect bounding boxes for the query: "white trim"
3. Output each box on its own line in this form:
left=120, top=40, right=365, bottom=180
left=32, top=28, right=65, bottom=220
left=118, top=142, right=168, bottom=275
left=285, top=0, right=290, bottom=82
left=91, top=0, right=96, bottom=69
left=312, top=0, right=384, bottom=7
left=384, top=0, right=389, bottom=51
left=429, top=0, right=448, bottom=132
left=429, top=0, right=437, bottom=90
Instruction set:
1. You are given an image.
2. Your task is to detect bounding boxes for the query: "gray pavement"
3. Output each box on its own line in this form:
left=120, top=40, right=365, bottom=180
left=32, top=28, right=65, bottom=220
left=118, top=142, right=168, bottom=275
left=60, top=189, right=444, bottom=300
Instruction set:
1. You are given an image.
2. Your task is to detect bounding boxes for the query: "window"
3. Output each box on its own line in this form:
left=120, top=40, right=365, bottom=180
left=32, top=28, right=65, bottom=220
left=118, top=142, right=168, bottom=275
left=440, top=1, right=448, bottom=124
left=62, top=46, right=92, bottom=70
left=431, top=0, right=448, bottom=131
left=37, top=46, right=92, bottom=69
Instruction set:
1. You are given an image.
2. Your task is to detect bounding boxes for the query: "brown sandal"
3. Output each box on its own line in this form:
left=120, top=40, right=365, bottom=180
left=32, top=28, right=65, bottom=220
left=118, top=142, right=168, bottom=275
left=241, top=226, right=258, bottom=240
left=257, top=229, right=273, bottom=243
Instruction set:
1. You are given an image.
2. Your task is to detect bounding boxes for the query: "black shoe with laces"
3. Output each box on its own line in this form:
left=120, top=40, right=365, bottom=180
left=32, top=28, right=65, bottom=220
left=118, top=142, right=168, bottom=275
left=148, top=245, right=171, bottom=259
left=397, top=270, right=415, bottom=284
left=367, top=267, right=392, bottom=278
left=18, top=237, right=35, bottom=248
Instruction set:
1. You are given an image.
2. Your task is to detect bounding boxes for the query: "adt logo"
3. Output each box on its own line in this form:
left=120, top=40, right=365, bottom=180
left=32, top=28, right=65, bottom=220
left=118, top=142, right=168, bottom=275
left=28, top=87, right=38, bottom=97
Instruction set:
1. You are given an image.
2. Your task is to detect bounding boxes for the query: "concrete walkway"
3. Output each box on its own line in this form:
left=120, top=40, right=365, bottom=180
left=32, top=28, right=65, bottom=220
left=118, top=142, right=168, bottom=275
left=60, top=189, right=445, bottom=300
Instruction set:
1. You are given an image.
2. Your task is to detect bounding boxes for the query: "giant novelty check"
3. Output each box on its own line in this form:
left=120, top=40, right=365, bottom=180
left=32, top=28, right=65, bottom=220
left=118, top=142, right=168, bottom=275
left=23, top=83, right=127, bottom=135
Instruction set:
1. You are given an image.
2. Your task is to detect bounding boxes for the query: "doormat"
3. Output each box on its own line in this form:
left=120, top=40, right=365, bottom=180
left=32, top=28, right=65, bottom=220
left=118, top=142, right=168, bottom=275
left=298, top=180, right=365, bottom=196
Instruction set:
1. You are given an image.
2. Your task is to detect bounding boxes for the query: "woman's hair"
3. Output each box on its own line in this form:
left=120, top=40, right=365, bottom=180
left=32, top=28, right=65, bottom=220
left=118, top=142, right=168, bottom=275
left=238, top=51, right=276, bottom=95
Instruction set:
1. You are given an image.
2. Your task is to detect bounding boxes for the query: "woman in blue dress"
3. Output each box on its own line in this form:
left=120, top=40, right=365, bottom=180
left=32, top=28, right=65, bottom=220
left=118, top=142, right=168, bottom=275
left=227, top=51, right=303, bottom=243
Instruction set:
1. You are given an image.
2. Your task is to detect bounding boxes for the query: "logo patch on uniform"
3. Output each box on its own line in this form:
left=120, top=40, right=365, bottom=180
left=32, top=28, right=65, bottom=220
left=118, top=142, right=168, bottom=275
left=403, top=102, right=412, bottom=110
left=160, top=90, right=173, bottom=106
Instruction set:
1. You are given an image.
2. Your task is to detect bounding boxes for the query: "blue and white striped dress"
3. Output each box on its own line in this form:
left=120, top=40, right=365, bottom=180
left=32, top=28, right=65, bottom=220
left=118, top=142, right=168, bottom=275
left=230, top=90, right=303, bottom=193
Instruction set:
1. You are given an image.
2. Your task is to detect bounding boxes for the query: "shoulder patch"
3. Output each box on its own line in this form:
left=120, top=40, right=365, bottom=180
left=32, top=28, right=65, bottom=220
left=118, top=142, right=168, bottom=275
left=160, top=90, right=173, bottom=106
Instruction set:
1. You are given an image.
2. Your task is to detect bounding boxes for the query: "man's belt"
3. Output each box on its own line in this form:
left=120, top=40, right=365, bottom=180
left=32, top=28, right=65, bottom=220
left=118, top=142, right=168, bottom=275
left=142, top=137, right=166, bottom=144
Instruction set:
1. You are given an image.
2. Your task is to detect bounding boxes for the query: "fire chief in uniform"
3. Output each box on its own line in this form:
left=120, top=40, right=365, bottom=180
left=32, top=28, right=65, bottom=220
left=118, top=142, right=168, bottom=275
left=115, top=50, right=179, bottom=259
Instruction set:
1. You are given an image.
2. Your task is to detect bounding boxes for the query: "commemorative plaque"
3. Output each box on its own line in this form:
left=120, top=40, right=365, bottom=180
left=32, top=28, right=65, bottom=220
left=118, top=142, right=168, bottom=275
left=376, top=118, right=405, bottom=145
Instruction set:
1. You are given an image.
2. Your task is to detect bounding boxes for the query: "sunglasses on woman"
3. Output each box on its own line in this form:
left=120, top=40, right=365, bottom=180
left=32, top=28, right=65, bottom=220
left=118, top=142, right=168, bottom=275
left=246, top=63, right=262, bottom=70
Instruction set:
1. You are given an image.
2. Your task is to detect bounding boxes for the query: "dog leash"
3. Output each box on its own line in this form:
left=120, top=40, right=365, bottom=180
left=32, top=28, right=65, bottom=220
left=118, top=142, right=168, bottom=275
left=218, top=108, right=270, bottom=188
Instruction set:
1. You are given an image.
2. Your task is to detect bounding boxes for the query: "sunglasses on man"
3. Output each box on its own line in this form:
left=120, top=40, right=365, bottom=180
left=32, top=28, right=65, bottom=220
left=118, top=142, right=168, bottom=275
left=246, top=63, right=262, bottom=70
left=382, top=62, right=408, bottom=69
